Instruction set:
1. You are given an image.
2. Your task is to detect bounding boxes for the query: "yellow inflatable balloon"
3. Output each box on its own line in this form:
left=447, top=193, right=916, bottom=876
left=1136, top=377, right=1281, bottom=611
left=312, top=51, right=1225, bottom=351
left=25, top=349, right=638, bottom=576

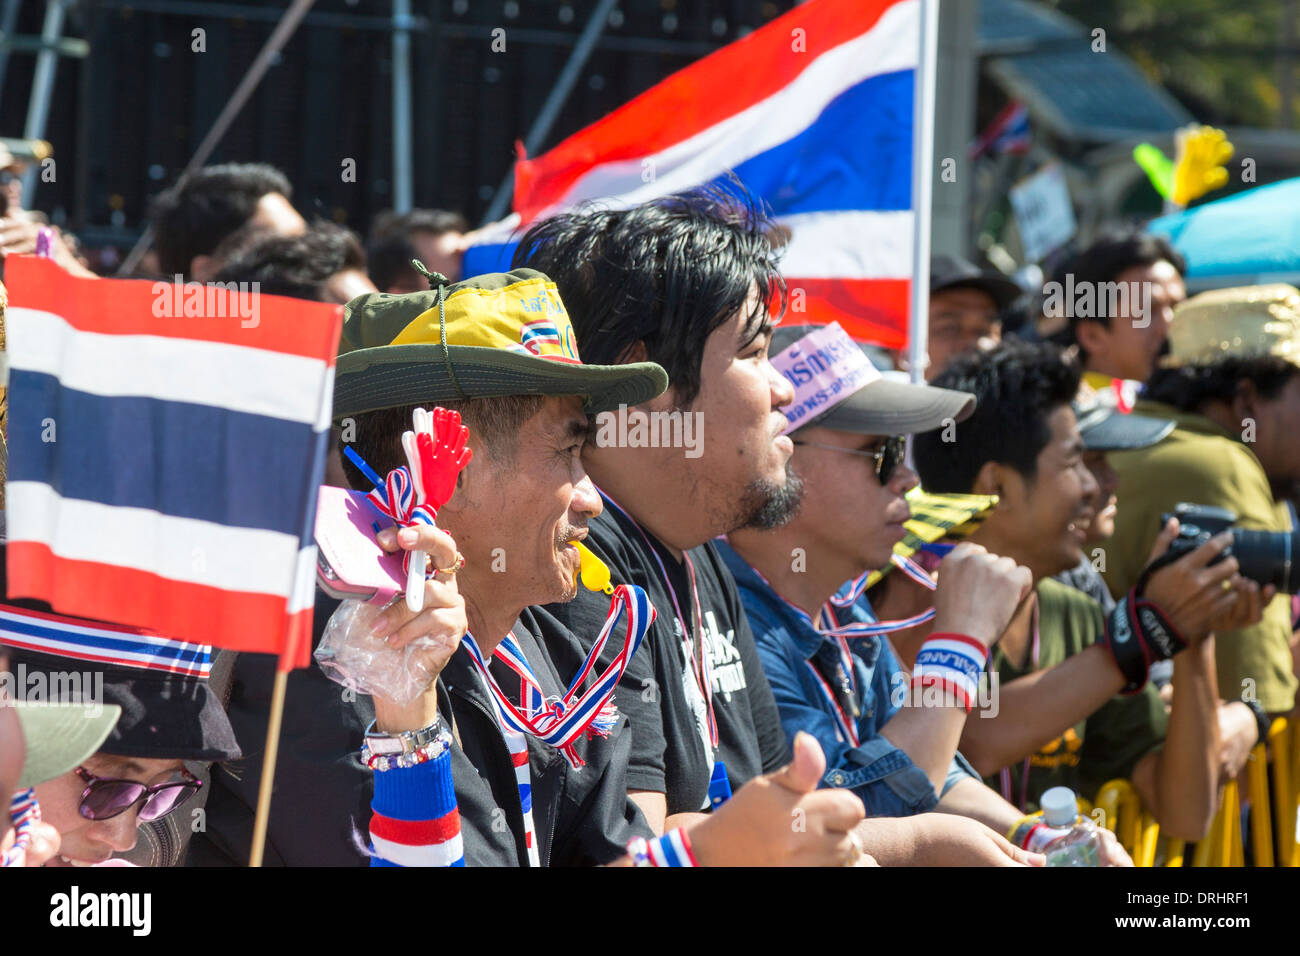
left=573, top=540, right=614, bottom=595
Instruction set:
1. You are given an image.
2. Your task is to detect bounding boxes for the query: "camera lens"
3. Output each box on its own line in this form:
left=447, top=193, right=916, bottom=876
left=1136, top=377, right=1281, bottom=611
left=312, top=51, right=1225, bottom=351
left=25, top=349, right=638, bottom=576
left=1231, top=529, right=1300, bottom=593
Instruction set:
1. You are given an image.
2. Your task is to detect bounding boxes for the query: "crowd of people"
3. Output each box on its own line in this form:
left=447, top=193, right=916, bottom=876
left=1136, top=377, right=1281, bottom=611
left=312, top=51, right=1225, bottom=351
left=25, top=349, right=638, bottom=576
left=2, top=161, right=1298, bottom=868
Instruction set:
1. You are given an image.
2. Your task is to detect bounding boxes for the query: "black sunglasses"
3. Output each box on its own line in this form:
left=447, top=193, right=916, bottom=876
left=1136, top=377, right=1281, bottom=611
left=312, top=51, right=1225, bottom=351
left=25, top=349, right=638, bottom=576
left=75, top=766, right=202, bottom=822
left=791, top=434, right=907, bottom=485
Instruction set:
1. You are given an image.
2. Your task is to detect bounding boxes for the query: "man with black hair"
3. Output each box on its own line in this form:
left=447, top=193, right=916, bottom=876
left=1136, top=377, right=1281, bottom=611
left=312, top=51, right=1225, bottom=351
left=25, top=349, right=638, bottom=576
left=516, top=187, right=803, bottom=832
left=912, top=340, right=1266, bottom=840
left=1045, top=229, right=1186, bottom=408
left=212, top=221, right=376, bottom=304
left=367, top=209, right=468, bottom=292
left=150, top=163, right=305, bottom=280
left=515, top=187, right=1046, bottom=864
left=1105, top=284, right=1300, bottom=718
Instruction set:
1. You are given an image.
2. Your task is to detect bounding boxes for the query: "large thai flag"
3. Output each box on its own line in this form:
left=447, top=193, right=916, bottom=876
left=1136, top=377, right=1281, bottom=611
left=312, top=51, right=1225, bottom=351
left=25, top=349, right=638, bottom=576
left=465, top=0, right=922, bottom=348
left=3, top=256, right=341, bottom=667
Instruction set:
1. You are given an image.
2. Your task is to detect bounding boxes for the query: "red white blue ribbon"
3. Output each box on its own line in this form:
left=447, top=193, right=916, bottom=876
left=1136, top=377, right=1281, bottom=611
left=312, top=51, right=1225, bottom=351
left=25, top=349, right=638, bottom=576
left=362, top=466, right=437, bottom=576
left=0, top=604, right=212, bottom=677
left=1, top=789, right=40, bottom=867
left=601, top=489, right=718, bottom=748
left=461, top=583, right=655, bottom=769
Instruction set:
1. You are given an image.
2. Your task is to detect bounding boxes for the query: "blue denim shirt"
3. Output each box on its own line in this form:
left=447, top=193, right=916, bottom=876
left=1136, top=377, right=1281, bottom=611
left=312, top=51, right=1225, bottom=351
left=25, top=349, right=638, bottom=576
left=716, top=540, right=978, bottom=816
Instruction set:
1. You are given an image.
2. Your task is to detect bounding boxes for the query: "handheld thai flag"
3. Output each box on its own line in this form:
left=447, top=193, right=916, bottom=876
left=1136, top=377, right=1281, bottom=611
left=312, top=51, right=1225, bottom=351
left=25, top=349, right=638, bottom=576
left=465, top=0, right=926, bottom=349
left=3, top=256, right=342, bottom=668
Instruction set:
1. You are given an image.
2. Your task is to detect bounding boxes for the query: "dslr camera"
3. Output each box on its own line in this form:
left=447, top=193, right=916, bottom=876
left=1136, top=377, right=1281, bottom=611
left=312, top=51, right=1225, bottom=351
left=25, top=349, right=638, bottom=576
left=1159, top=502, right=1298, bottom=593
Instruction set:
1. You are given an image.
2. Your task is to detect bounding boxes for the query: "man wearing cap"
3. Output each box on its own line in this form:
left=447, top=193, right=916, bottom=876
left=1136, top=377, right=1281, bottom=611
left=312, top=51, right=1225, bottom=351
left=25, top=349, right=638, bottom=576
left=912, top=341, right=1266, bottom=841
left=918, top=254, right=1021, bottom=381
left=1104, top=284, right=1300, bottom=719
left=1, top=650, right=120, bottom=867
left=716, top=323, right=1049, bottom=859
left=0, top=544, right=240, bottom=866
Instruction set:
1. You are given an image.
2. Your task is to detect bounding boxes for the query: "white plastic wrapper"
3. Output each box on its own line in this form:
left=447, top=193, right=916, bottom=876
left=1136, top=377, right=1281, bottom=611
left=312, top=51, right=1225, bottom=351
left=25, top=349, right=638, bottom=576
left=314, top=599, right=441, bottom=706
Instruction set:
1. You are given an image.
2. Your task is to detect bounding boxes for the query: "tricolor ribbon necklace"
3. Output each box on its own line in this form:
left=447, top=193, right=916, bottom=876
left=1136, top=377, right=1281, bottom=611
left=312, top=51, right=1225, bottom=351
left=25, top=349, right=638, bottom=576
left=1, top=790, right=40, bottom=867
left=719, top=547, right=939, bottom=748
left=823, top=554, right=938, bottom=637
left=460, top=582, right=655, bottom=769
left=599, top=489, right=718, bottom=749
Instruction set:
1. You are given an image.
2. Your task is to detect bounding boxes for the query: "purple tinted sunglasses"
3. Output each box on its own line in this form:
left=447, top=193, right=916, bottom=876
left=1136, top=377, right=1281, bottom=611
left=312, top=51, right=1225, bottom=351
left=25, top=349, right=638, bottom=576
left=75, top=766, right=202, bottom=822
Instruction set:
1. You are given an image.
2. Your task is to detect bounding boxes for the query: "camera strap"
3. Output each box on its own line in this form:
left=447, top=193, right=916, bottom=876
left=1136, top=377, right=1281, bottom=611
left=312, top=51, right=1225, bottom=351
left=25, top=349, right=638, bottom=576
left=1103, top=588, right=1188, bottom=694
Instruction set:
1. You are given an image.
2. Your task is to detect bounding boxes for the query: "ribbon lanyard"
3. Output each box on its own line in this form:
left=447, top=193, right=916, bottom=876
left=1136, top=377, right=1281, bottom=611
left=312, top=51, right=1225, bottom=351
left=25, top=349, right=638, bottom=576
left=461, top=582, right=655, bottom=768
left=999, top=599, right=1040, bottom=812
left=808, top=607, right=861, bottom=747
left=599, top=489, right=718, bottom=749
left=821, top=554, right=938, bottom=639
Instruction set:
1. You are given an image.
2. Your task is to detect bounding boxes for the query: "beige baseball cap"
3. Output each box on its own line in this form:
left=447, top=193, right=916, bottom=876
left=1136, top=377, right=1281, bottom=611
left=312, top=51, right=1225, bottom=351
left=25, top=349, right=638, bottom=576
left=1163, top=284, right=1300, bottom=369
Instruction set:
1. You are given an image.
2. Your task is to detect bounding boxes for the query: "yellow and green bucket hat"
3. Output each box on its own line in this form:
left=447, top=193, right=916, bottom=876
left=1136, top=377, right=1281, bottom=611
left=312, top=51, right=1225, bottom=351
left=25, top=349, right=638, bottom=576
left=333, top=266, right=668, bottom=419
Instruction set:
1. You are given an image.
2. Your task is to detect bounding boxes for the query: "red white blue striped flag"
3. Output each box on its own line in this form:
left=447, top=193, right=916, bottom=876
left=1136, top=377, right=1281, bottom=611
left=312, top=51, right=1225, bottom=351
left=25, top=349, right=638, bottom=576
left=465, top=0, right=923, bottom=348
left=3, top=256, right=342, bottom=668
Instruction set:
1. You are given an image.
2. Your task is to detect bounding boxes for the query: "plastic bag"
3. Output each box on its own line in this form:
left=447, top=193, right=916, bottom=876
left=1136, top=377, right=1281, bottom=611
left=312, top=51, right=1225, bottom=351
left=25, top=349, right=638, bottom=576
left=314, top=599, right=441, bottom=706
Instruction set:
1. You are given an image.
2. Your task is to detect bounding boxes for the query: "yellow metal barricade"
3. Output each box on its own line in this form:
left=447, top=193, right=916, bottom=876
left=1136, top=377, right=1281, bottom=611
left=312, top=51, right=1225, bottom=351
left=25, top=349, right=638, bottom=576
left=1093, top=779, right=1143, bottom=859
left=1063, top=717, right=1300, bottom=866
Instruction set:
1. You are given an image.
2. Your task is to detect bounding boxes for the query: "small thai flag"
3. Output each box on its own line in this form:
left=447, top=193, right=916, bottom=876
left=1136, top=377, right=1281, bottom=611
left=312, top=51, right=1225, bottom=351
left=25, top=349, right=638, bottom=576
left=3, top=256, right=342, bottom=667
left=520, top=320, right=562, bottom=354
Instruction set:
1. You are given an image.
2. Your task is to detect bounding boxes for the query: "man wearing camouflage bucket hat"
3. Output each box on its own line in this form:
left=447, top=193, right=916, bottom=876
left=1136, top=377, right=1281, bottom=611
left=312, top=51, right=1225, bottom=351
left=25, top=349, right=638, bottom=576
left=1106, top=284, right=1300, bottom=719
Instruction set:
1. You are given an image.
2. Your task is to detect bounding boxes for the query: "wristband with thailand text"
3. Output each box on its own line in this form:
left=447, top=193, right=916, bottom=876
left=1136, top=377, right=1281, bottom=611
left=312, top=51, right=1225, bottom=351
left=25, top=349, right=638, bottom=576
left=910, top=632, right=987, bottom=713
left=1103, top=588, right=1187, bottom=694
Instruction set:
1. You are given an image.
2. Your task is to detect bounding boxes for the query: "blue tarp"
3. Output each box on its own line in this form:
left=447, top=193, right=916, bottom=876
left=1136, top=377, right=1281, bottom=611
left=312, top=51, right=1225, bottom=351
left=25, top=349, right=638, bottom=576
left=1148, top=177, right=1300, bottom=281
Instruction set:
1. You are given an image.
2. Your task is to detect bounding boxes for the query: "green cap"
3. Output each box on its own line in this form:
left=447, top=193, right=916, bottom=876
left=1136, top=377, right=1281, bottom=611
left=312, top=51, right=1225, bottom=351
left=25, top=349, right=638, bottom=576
left=15, top=701, right=122, bottom=788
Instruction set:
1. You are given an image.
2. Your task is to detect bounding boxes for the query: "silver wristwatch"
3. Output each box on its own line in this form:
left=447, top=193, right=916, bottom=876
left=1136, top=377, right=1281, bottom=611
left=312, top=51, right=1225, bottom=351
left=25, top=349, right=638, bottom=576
left=363, top=716, right=444, bottom=755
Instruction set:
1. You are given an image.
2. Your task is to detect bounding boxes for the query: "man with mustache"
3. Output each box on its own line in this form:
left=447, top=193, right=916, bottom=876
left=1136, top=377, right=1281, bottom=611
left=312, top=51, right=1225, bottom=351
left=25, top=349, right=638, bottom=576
left=518, top=187, right=1048, bottom=863
left=911, top=341, right=1265, bottom=842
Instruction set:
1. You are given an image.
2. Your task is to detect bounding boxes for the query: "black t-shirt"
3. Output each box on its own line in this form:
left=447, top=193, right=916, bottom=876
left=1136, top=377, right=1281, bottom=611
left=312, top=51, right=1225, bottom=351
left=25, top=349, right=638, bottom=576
left=543, top=507, right=789, bottom=815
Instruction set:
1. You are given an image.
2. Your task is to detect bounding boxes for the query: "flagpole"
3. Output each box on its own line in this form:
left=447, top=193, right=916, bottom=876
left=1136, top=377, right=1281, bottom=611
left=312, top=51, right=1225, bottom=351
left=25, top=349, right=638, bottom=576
left=249, top=615, right=307, bottom=867
left=248, top=663, right=290, bottom=867
left=907, top=0, right=941, bottom=384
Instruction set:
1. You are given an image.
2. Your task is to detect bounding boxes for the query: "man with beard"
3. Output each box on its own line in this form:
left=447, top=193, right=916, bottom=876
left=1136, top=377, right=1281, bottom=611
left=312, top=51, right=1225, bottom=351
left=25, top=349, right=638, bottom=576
left=515, top=188, right=1048, bottom=863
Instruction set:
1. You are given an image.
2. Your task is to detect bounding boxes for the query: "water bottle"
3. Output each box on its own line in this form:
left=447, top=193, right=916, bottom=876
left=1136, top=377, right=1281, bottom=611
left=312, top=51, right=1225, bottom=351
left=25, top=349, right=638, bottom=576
left=1039, top=786, right=1102, bottom=867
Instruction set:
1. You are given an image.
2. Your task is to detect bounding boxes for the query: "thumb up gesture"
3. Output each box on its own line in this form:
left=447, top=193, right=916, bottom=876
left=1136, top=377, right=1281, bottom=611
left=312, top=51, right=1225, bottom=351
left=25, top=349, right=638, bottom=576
left=685, top=732, right=871, bottom=867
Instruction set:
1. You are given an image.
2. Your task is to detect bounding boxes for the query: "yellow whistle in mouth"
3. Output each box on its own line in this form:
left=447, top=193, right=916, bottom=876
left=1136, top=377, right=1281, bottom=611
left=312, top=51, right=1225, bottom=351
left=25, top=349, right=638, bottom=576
left=574, top=540, right=615, bottom=594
